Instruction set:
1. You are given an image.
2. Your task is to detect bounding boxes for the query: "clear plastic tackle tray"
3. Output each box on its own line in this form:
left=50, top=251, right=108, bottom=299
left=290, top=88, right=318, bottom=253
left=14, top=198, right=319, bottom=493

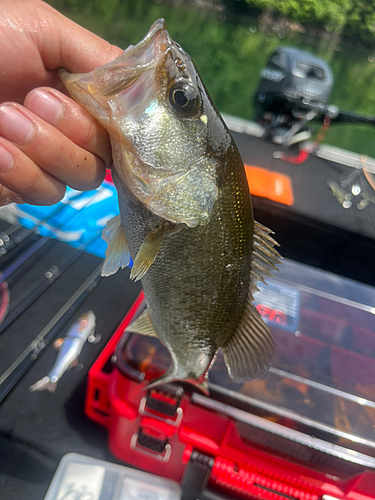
left=207, top=258, right=375, bottom=462
left=43, top=453, right=181, bottom=500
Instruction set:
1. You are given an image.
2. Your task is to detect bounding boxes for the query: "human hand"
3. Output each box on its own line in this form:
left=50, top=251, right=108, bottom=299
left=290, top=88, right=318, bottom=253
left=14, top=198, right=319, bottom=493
left=0, top=0, right=123, bottom=206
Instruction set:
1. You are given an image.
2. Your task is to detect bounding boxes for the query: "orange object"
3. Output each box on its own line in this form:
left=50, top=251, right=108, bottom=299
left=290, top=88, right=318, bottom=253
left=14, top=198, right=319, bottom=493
left=245, top=165, right=294, bottom=206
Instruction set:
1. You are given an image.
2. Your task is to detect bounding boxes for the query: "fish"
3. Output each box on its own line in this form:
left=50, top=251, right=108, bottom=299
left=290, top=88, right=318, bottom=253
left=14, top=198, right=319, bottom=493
left=59, top=19, right=281, bottom=394
left=29, top=311, right=96, bottom=393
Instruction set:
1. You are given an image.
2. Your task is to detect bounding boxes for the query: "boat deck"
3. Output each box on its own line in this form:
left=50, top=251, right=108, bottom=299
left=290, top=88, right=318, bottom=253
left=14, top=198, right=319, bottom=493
left=1, top=126, right=375, bottom=499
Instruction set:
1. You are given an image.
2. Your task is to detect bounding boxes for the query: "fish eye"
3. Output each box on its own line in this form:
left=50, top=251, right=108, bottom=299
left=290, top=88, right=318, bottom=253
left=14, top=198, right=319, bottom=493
left=169, top=82, right=200, bottom=117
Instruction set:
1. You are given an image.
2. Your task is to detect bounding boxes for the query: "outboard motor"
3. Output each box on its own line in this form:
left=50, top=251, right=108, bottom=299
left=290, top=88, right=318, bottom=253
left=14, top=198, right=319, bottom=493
left=255, top=47, right=375, bottom=147
left=255, top=47, right=334, bottom=145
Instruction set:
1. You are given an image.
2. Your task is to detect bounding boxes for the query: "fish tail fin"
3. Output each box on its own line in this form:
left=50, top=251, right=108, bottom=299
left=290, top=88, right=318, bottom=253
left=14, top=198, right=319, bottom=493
left=29, top=377, right=57, bottom=393
left=146, top=371, right=209, bottom=396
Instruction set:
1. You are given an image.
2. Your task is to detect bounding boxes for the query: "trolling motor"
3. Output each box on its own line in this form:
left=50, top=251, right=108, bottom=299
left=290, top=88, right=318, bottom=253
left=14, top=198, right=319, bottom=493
left=255, top=47, right=375, bottom=147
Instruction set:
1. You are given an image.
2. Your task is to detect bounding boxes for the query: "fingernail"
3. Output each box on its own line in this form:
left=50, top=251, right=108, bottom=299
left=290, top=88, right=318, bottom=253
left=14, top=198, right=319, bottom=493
left=27, top=89, right=64, bottom=126
left=0, top=105, right=35, bottom=144
left=0, top=144, right=14, bottom=172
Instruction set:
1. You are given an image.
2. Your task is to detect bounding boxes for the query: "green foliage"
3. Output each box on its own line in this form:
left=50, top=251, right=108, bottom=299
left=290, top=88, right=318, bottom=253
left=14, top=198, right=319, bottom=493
left=242, top=0, right=375, bottom=40
left=345, top=1, right=375, bottom=41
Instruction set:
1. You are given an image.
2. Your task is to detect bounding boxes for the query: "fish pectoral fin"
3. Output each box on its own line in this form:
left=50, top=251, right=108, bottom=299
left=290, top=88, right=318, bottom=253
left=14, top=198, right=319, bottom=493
left=223, top=297, right=275, bottom=382
left=102, top=215, right=131, bottom=277
left=125, top=308, right=158, bottom=337
left=130, top=225, right=164, bottom=281
left=251, top=221, right=282, bottom=292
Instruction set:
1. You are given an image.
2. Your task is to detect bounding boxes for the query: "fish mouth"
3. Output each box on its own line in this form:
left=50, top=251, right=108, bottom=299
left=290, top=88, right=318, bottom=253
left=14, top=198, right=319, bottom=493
left=59, top=19, right=172, bottom=106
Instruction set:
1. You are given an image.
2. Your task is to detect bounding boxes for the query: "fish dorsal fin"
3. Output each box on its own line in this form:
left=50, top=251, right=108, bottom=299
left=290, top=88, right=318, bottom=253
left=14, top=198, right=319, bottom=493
left=102, top=215, right=130, bottom=277
left=125, top=308, right=158, bottom=337
left=130, top=225, right=164, bottom=281
left=251, top=221, right=282, bottom=292
left=223, top=296, right=275, bottom=382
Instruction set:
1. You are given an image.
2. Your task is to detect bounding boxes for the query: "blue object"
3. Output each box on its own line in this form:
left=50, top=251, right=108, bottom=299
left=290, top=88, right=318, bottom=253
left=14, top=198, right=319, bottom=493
left=15, top=181, right=119, bottom=259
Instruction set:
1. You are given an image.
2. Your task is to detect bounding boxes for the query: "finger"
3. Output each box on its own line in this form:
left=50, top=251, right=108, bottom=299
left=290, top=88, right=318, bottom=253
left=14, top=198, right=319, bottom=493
left=0, top=103, right=105, bottom=191
left=34, top=1, right=124, bottom=73
left=0, top=1, right=123, bottom=104
left=0, top=139, right=66, bottom=206
left=24, top=88, right=112, bottom=167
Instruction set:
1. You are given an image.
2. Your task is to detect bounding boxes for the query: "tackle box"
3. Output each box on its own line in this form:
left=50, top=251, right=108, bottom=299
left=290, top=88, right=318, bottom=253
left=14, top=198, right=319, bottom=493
left=85, top=258, right=375, bottom=499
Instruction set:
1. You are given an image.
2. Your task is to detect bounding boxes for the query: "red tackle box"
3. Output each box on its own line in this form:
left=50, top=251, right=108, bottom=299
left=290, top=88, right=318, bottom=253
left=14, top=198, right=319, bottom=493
left=85, top=259, right=375, bottom=499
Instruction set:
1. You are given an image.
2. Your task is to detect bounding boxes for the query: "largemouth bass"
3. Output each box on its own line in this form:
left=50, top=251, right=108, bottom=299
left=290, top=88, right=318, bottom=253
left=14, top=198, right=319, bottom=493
left=59, top=20, right=280, bottom=393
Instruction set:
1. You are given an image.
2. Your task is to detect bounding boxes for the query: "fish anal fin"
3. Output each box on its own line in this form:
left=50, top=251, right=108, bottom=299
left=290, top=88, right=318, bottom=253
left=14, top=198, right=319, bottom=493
left=102, top=215, right=130, bottom=277
left=130, top=225, right=164, bottom=281
left=251, top=221, right=282, bottom=291
left=125, top=309, right=158, bottom=337
left=223, top=297, right=275, bottom=382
